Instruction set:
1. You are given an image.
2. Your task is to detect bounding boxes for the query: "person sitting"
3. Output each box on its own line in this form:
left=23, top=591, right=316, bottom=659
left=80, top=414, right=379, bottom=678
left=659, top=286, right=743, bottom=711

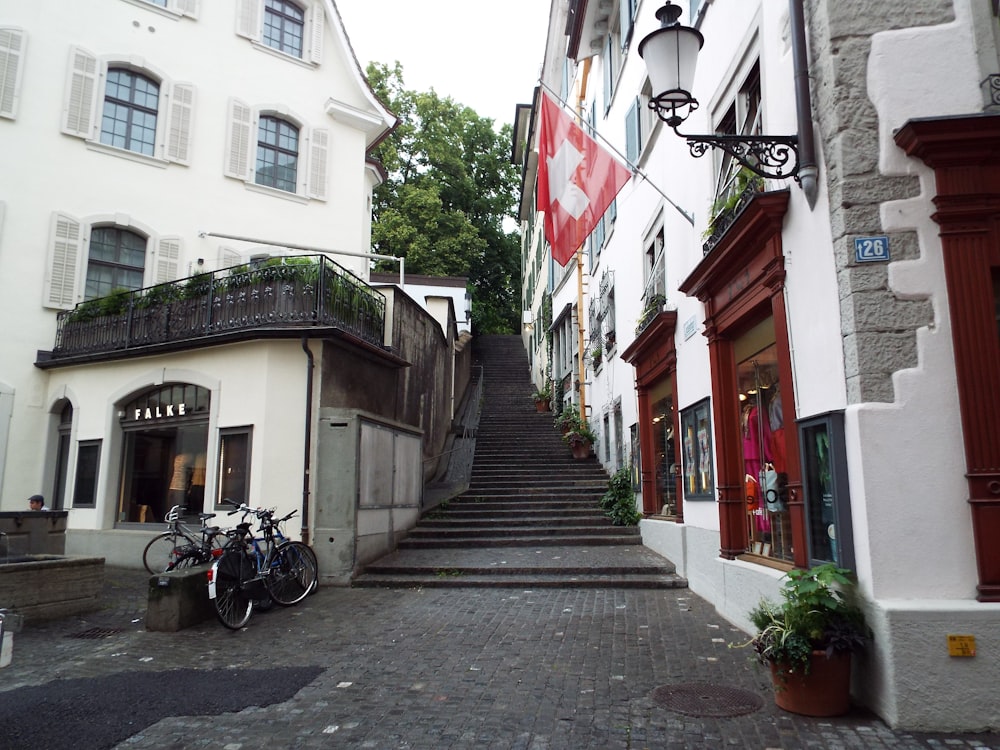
left=28, top=494, right=49, bottom=511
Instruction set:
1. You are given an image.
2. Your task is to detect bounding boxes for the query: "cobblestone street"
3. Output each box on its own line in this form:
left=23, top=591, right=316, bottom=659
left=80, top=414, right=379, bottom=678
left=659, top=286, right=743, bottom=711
left=1, top=568, right=998, bottom=749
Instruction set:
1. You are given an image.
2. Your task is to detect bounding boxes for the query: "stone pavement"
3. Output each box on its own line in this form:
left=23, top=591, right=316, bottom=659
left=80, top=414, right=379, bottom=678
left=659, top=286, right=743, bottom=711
left=1, top=566, right=998, bottom=750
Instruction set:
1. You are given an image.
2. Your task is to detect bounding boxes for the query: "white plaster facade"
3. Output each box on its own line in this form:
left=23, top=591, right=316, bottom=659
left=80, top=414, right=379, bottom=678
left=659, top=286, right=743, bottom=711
left=0, top=0, right=396, bottom=563
left=519, top=0, right=1000, bottom=732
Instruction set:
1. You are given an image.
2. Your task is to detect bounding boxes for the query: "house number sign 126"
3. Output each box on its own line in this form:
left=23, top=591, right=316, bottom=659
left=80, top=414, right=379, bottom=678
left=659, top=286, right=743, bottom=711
left=854, top=236, right=890, bottom=263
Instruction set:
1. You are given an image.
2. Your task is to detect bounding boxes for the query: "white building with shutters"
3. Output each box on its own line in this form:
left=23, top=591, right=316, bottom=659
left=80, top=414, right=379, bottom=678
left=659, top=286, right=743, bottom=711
left=0, top=0, right=406, bottom=571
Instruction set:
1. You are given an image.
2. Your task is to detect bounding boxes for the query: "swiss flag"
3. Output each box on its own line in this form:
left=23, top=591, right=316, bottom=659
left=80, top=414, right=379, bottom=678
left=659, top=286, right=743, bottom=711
left=536, top=91, right=631, bottom=266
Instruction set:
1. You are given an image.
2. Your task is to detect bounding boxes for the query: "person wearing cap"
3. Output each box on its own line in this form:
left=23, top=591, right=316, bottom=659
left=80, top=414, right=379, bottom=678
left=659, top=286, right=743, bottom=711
left=28, top=494, right=49, bottom=511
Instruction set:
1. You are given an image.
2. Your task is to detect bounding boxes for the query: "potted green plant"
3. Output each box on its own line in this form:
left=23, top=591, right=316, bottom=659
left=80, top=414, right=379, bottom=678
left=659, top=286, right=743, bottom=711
left=532, top=385, right=552, bottom=413
left=563, top=421, right=597, bottom=459
left=591, top=344, right=603, bottom=369
left=554, top=409, right=582, bottom=435
left=600, top=468, right=641, bottom=525
left=736, top=563, right=869, bottom=717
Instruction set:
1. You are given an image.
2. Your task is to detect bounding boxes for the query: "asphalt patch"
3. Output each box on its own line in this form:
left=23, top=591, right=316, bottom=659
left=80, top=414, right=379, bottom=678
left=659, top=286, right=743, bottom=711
left=0, top=666, right=324, bottom=750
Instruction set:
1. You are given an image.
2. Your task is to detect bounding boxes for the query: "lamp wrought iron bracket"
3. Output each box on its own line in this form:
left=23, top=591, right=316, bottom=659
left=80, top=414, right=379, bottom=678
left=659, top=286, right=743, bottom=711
left=674, top=127, right=801, bottom=181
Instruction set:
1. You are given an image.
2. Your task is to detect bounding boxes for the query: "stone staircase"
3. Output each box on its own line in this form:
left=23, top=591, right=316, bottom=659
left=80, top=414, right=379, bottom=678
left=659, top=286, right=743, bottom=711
left=352, top=334, right=686, bottom=589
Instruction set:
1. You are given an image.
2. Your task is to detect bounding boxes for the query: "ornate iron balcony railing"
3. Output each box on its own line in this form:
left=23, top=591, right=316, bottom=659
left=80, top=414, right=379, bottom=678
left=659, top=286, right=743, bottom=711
left=50, top=255, right=386, bottom=360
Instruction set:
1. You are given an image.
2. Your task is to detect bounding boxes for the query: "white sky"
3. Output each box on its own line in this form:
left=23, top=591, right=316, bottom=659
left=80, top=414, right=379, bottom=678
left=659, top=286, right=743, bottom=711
left=335, top=0, right=551, bottom=128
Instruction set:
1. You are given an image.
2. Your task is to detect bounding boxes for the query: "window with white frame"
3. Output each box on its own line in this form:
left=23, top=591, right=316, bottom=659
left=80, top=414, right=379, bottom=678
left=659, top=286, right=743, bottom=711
left=60, top=47, right=193, bottom=165
left=236, top=0, right=324, bottom=65
left=712, top=60, right=762, bottom=202
left=642, top=220, right=666, bottom=304
left=224, top=99, right=328, bottom=200
left=0, top=27, right=26, bottom=121
left=625, top=79, right=657, bottom=164
left=42, top=213, right=181, bottom=310
left=122, top=0, right=199, bottom=18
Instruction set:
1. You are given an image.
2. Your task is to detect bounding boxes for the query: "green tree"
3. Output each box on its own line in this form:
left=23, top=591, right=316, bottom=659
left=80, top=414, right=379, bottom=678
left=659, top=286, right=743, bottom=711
left=366, top=62, right=521, bottom=334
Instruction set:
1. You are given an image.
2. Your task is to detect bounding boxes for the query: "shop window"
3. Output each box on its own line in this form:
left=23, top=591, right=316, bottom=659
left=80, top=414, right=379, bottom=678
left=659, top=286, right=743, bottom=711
left=736, top=320, right=792, bottom=563
left=651, top=388, right=678, bottom=516
left=118, top=383, right=210, bottom=525
left=680, top=397, right=713, bottom=502
left=52, top=402, right=73, bottom=511
left=73, top=440, right=101, bottom=508
left=613, top=400, right=624, bottom=470
left=799, top=412, right=855, bottom=570
left=218, top=427, right=253, bottom=507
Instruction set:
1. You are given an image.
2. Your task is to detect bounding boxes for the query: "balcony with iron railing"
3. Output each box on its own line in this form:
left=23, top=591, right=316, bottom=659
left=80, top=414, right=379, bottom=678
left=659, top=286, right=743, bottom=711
left=41, top=254, right=386, bottom=364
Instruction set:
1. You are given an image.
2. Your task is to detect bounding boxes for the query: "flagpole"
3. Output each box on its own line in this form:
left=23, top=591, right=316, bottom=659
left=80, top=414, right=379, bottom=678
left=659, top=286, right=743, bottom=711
left=537, top=81, right=695, bottom=227
left=576, top=247, right=587, bottom=426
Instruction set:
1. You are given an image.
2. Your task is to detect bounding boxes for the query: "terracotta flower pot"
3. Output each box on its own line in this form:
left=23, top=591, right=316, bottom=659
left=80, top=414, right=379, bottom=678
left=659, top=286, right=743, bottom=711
left=534, top=399, right=550, bottom=413
left=769, top=650, right=852, bottom=717
left=570, top=440, right=591, bottom=459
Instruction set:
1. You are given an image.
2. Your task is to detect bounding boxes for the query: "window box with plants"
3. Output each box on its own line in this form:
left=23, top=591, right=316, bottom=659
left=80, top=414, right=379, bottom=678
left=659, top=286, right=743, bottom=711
left=590, top=344, right=603, bottom=370
left=734, top=563, right=870, bottom=717
left=636, top=293, right=667, bottom=335
left=563, top=421, right=597, bottom=460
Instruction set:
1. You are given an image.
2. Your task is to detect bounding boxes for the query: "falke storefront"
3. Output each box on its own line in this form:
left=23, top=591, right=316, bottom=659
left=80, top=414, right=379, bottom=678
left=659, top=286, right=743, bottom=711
left=37, top=342, right=309, bottom=566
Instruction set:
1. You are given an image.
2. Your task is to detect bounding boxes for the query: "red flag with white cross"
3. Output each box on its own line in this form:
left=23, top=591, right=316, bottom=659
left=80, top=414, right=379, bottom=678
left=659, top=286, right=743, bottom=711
left=536, top=91, right=631, bottom=266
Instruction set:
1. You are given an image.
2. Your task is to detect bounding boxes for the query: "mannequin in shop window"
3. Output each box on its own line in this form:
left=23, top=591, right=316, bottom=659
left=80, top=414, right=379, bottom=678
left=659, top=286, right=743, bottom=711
left=742, top=397, right=773, bottom=538
left=168, top=452, right=193, bottom=511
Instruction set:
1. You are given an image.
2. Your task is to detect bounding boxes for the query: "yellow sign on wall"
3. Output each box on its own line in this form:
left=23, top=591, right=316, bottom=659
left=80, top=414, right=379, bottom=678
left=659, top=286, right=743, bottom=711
left=947, top=635, right=976, bottom=657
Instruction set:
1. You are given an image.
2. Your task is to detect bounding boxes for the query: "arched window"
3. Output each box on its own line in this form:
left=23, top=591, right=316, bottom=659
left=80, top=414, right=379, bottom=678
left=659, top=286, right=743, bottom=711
left=101, top=68, right=160, bottom=156
left=85, top=226, right=147, bottom=299
left=256, top=115, right=299, bottom=192
left=263, top=0, right=304, bottom=58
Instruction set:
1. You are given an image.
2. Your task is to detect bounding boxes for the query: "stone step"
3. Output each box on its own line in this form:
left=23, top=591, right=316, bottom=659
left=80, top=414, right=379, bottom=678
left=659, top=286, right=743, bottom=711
left=396, top=534, right=642, bottom=549
left=352, top=572, right=688, bottom=589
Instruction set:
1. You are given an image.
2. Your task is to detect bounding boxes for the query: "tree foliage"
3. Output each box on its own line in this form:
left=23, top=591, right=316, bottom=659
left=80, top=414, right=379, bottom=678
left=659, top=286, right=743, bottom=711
left=365, top=62, right=521, bottom=334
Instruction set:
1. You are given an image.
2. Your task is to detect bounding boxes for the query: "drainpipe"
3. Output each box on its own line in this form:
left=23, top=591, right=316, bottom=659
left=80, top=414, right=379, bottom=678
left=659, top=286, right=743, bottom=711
left=791, top=0, right=819, bottom=209
left=300, top=335, right=313, bottom=546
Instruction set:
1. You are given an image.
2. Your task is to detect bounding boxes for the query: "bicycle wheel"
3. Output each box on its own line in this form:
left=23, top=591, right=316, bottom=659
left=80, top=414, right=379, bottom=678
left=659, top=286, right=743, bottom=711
left=265, top=542, right=318, bottom=606
left=289, top=541, right=319, bottom=594
left=211, top=549, right=254, bottom=629
left=143, top=532, right=181, bottom=574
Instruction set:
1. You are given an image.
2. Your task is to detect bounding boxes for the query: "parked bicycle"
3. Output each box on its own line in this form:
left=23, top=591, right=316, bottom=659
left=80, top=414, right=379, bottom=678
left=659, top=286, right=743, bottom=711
left=142, top=505, right=226, bottom=574
left=208, top=500, right=318, bottom=629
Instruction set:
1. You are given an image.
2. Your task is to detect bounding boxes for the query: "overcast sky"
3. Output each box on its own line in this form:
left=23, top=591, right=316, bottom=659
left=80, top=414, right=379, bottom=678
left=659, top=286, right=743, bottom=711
left=335, top=0, right=551, bottom=127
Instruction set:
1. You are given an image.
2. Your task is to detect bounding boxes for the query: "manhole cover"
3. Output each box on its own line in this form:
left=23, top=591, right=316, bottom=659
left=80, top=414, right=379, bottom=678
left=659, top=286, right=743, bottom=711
left=651, top=682, right=764, bottom=717
left=67, top=627, right=123, bottom=640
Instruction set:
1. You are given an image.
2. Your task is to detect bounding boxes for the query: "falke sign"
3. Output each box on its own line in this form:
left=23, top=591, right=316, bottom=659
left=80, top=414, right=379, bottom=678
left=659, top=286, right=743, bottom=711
left=126, top=403, right=188, bottom=421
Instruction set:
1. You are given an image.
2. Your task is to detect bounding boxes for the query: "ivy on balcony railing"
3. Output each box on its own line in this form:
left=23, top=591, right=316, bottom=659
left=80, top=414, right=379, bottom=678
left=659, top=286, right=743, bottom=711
left=51, top=255, right=386, bottom=359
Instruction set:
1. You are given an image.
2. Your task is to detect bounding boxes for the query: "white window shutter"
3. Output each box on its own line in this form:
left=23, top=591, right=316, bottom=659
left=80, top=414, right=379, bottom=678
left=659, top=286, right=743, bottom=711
left=176, top=0, right=199, bottom=18
left=45, top=212, right=83, bottom=310
left=61, top=46, right=99, bottom=139
left=308, top=3, right=324, bottom=64
left=224, top=98, right=252, bottom=180
left=166, top=82, right=194, bottom=164
left=156, top=237, right=181, bottom=283
left=217, top=246, right=242, bottom=269
left=306, top=127, right=329, bottom=201
left=0, top=28, right=26, bottom=120
left=235, top=0, right=262, bottom=42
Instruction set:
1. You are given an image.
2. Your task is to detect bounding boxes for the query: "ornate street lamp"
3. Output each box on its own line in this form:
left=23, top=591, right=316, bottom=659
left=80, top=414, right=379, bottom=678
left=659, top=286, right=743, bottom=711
left=638, top=1, right=802, bottom=182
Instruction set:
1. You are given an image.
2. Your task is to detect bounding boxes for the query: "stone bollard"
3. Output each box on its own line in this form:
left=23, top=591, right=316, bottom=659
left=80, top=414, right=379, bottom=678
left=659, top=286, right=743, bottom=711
left=0, top=609, right=24, bottom=668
